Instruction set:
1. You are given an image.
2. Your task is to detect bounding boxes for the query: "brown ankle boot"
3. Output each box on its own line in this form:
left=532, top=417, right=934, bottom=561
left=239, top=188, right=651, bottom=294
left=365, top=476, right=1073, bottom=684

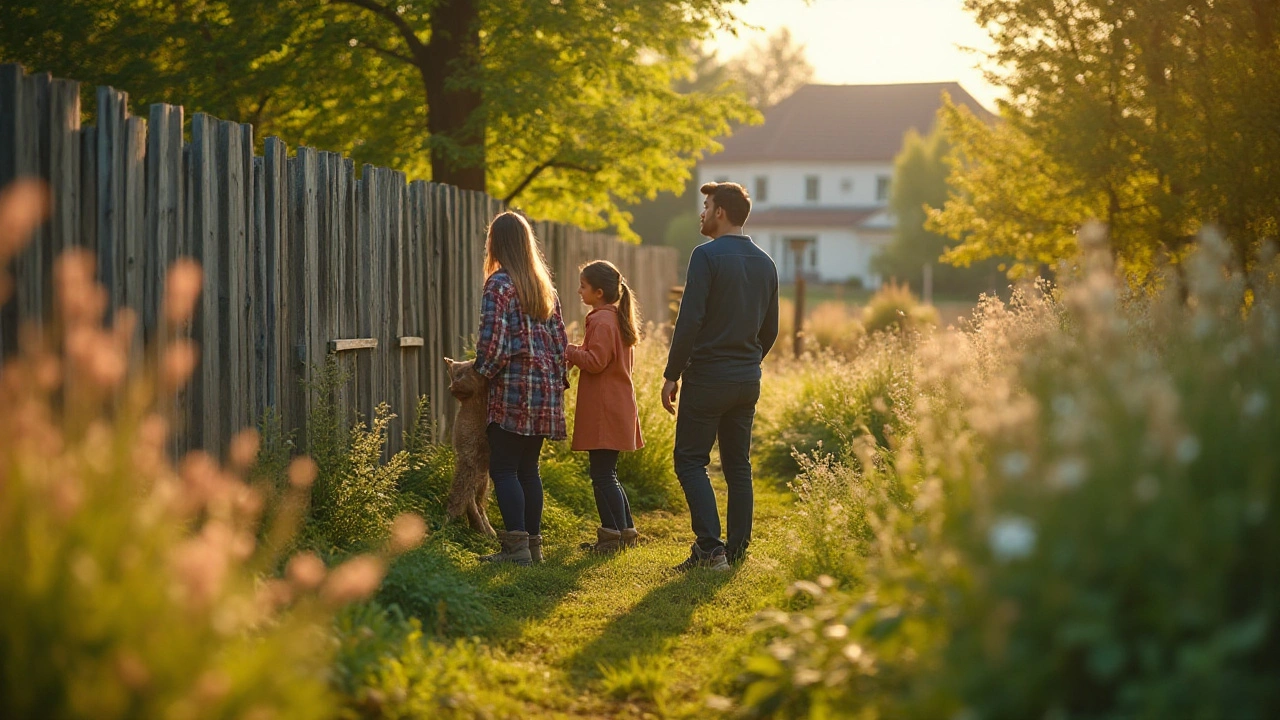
left=528, top=534, right=544, bottom=563
left=578, top=527, right=622, bottom=554
left=620, top=527, right=640, bottom=549
left=478, top=530, right=532, bottom=566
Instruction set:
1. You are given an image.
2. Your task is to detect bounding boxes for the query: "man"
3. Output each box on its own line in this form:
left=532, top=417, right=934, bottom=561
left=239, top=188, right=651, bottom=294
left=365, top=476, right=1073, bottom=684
left=662, top=181, right=779, bottom=572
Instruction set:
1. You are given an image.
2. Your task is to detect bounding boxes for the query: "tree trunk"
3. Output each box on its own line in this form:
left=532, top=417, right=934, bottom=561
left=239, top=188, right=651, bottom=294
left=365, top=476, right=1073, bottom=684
left=424, top=0, right=484, bottom=191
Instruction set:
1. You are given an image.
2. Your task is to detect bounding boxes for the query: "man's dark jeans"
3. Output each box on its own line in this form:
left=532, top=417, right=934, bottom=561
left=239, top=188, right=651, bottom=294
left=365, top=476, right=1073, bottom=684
left=674, top=380, right=760, bottom=559
left=487, top=423, right=546, bottom=536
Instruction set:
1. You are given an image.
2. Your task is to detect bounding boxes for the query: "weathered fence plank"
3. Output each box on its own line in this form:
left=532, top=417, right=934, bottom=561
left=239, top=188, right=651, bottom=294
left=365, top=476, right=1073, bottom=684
left=0, top=67, right=678, bottom=456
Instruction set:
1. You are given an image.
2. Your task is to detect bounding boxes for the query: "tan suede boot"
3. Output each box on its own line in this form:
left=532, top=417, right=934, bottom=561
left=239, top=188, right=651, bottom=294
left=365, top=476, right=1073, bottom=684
left=478, top=530, right=532, bottom=566
left=620, top=527, right=640, bottom=549
left=578, top=527, right=622, bottom=554
left=528, top=534, right=544, bottom=564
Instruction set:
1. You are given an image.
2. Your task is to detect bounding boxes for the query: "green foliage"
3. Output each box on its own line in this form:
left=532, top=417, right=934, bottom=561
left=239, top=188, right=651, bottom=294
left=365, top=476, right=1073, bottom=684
left=861, top=282, right=939, bottom=335
left=755, top=340, right=914, bottom=480
left=305, top=358, right=412, bottom=551
left=873, top=126, right=1002, bottom=297
left=0, top=263, right=338, bottom=719
left=376, top=546, right=493, bottom=637
left=398, top=395, right=454, bottom=513
left=933, top=0, right=1280, bottom=279
left=347, top=623, right=533, bottom=719
left=0, top=0, right=760, bottom=237
left=599, top=655, right=672, bottom=711
left=737, top=230, right=1280, bottom=718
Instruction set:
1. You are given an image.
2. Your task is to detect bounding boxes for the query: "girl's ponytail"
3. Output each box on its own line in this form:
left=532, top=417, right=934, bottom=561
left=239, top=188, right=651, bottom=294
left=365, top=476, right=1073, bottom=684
left=617, top=280, right=640, bottom=347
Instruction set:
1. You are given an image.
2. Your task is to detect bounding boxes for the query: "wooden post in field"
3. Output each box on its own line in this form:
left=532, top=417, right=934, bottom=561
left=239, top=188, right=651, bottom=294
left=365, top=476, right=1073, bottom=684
left=923, top=262, right=933, bottom=306
left=789, top=238, right=807, bottom=357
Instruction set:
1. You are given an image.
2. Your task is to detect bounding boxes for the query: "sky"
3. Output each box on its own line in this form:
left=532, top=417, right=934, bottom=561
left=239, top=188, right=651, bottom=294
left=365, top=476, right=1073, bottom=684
left=708, top=0, right=1003, bottom=110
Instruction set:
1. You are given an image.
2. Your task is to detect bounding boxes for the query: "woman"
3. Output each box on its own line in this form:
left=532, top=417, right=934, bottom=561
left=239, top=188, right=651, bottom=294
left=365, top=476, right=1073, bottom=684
left=471, top=211, right=568, bottom=565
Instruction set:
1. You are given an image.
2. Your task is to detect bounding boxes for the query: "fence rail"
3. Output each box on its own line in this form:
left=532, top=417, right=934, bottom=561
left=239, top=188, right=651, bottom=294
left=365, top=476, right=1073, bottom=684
left=0, top=65, right=679, bottom=454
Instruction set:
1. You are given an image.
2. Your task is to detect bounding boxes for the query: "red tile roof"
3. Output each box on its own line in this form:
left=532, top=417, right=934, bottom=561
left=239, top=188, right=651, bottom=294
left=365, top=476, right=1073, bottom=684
left=712, top=82, right=993, bottom=163
left=746, top=207, right=880, bottom=229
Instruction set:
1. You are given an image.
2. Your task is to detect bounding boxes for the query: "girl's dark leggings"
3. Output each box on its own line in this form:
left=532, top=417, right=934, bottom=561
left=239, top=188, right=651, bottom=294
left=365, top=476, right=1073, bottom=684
left=588, top=449, right=633, bottom=531
left=487, top=423, right=545, bottom=536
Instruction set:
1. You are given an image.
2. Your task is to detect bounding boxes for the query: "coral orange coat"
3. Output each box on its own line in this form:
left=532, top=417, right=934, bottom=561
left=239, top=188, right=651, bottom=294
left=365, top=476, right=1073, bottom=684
left=566, top=306, right=644, bottom=452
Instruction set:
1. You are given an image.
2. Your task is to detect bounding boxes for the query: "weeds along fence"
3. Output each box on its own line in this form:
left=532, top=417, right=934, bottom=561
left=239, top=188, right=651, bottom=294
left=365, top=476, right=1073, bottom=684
left=0, top=65, right=678, bottom=455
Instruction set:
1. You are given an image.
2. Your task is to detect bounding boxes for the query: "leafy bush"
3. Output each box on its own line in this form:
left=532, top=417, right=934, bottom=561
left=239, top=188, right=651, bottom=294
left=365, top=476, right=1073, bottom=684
left=377, top=546, right=492, bottom=637
left=755, top=339, right=914, bottom=480
left=0, top=235, right=403, bottom=718
left=861, top=281, right=939, bottom=334
left=737, top=229, right=1280, bottom=718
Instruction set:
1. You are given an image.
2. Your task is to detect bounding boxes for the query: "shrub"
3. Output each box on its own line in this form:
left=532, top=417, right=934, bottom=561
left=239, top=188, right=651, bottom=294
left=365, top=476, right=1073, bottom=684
left=376, top=546, right=492, bottom=637
left=861, top=281, right=938, bottom=334
left=0, top=233, right=402, bottom=718
left=755, top=339, right=915, bottom=480
left=737, top=229, right=1280, bottom=718
left=803, top=301, right=865, bottom=356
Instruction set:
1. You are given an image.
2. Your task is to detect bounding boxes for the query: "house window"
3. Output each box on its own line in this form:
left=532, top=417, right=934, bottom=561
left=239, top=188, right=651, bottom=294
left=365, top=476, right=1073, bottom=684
left=876, top=175, right=892, bottom=202
left=840, top=178, right=853, bottom=193
left=755, top=175, right=768, bottom=202
left=805, top=175, right=820, bottom=202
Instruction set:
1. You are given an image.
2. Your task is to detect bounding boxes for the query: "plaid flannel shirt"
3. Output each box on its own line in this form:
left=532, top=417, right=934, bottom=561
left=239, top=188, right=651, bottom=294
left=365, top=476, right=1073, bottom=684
left=472, top=270, right=568, bottom=439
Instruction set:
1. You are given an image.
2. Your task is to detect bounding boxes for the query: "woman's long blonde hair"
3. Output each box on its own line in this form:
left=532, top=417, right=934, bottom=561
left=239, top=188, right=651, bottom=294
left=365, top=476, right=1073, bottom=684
left=581, top=260, right=641, bottom=347
left=484, top=211, right=556, bottom=321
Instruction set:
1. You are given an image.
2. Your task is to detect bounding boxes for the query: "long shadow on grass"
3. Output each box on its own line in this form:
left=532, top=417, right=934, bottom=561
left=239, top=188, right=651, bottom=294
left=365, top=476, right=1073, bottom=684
left=563, top=569, right=735, bottom=685
left=458, top=540, right=611, bottom=641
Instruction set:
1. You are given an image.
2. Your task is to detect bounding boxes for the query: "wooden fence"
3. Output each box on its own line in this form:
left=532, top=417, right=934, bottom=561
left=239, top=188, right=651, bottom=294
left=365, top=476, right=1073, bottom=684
left=0, top=65, right=678, bottom=454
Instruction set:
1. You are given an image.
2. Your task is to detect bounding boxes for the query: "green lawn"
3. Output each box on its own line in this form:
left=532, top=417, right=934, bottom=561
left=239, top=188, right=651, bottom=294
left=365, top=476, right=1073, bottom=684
left=434, top=478, right=796, bottom=718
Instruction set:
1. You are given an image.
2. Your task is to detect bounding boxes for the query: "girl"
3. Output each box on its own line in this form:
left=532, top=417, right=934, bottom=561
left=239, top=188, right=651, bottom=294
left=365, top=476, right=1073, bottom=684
left=472, top=211, right=568, bottom=566
left=567, top=260, right=644, bottom=553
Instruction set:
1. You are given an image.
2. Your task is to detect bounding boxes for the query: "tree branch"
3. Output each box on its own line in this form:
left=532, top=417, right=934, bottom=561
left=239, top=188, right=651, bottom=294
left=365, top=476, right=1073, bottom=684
left=332, top=0, right=427, bottom=58
left=502, top=158, right=604, bottom=204
left=352, top=37, right=415, bottom=65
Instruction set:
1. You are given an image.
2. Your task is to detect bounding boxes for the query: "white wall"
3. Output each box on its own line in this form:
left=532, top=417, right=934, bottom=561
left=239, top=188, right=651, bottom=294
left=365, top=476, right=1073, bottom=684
left=697, top=161, right=895, bottom=209
left=753, top=227, right=889, bottom=288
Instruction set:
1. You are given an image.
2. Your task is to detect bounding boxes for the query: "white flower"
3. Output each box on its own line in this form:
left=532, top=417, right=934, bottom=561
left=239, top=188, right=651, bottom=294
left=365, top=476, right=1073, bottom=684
left=1133, top=474, right=1160, bottom=503
left=1000, top=451, right=1031, bottom=479
left=1176, top=435, right=1201, bottom=464
left=1243, top=391, right=1268, bottom=419
left=1050, top=457, right=1087, bottom=489
left=989, top=515, right=1037, bottom=562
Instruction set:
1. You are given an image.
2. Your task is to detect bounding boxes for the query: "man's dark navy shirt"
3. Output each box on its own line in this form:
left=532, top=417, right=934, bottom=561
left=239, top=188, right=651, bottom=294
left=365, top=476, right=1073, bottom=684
left=664, top=234, right=780, bottom=384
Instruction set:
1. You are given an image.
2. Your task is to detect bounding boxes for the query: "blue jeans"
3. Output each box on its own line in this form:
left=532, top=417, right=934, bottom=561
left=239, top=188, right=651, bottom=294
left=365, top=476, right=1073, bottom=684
left=486, top=423, right=545, bottom=535
left=589, top=449, right=633, bottom=531
left=674, top=380, right=760, bottom=558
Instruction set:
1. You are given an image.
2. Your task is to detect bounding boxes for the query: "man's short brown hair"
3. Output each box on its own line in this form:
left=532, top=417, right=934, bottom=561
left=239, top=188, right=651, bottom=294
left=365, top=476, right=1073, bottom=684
left=700, top=182, right=751, bottom=226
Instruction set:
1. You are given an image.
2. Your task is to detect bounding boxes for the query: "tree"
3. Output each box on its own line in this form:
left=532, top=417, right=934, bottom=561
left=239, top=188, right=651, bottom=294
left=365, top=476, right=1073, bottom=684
left=872, top=125, right=1001, bottom=296
left=0, top=0, right=758, bottom=237
left=730, top=27, right=814, bottom=110
left=929, top=0, right=1280, bottom=281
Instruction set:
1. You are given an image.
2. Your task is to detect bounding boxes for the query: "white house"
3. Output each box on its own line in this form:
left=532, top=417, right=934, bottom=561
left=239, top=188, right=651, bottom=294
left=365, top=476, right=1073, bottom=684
left=697, top=82, right=991, bottom=287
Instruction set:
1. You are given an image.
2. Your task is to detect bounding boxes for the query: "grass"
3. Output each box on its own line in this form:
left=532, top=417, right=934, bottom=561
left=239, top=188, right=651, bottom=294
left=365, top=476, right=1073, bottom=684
left=340, top=472, right=797, bottom=718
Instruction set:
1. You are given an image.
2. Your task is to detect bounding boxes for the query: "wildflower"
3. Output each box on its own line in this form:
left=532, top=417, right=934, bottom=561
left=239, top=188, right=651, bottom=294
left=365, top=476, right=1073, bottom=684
left=1000, top=451, right=1031, bottom=479
left=988, top=515, right=1037, bottom=561
left=823, top=623, right=849, bottom=639
left=229, top=429, right=260, bottom=471
left=1176, top=435, right=1201, bottom=464
left=1133, top=474, right=1160, bottom=503
left=114, top=650, right=151, bottom=690
left=164, top=259, right=203, bottom=324
left=288, top=456, right=317, bottom=488
left=321, top=555, right=385, bottom=605
left=389, top=512, right=427, bottom=553
left=286, top=552, right=326, bottom=591
left=162, top=340, right=199, bottom=389
left=1243, top=390, right=1268, bottom=418
left=1049, top=457, right=1087, bottom=489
